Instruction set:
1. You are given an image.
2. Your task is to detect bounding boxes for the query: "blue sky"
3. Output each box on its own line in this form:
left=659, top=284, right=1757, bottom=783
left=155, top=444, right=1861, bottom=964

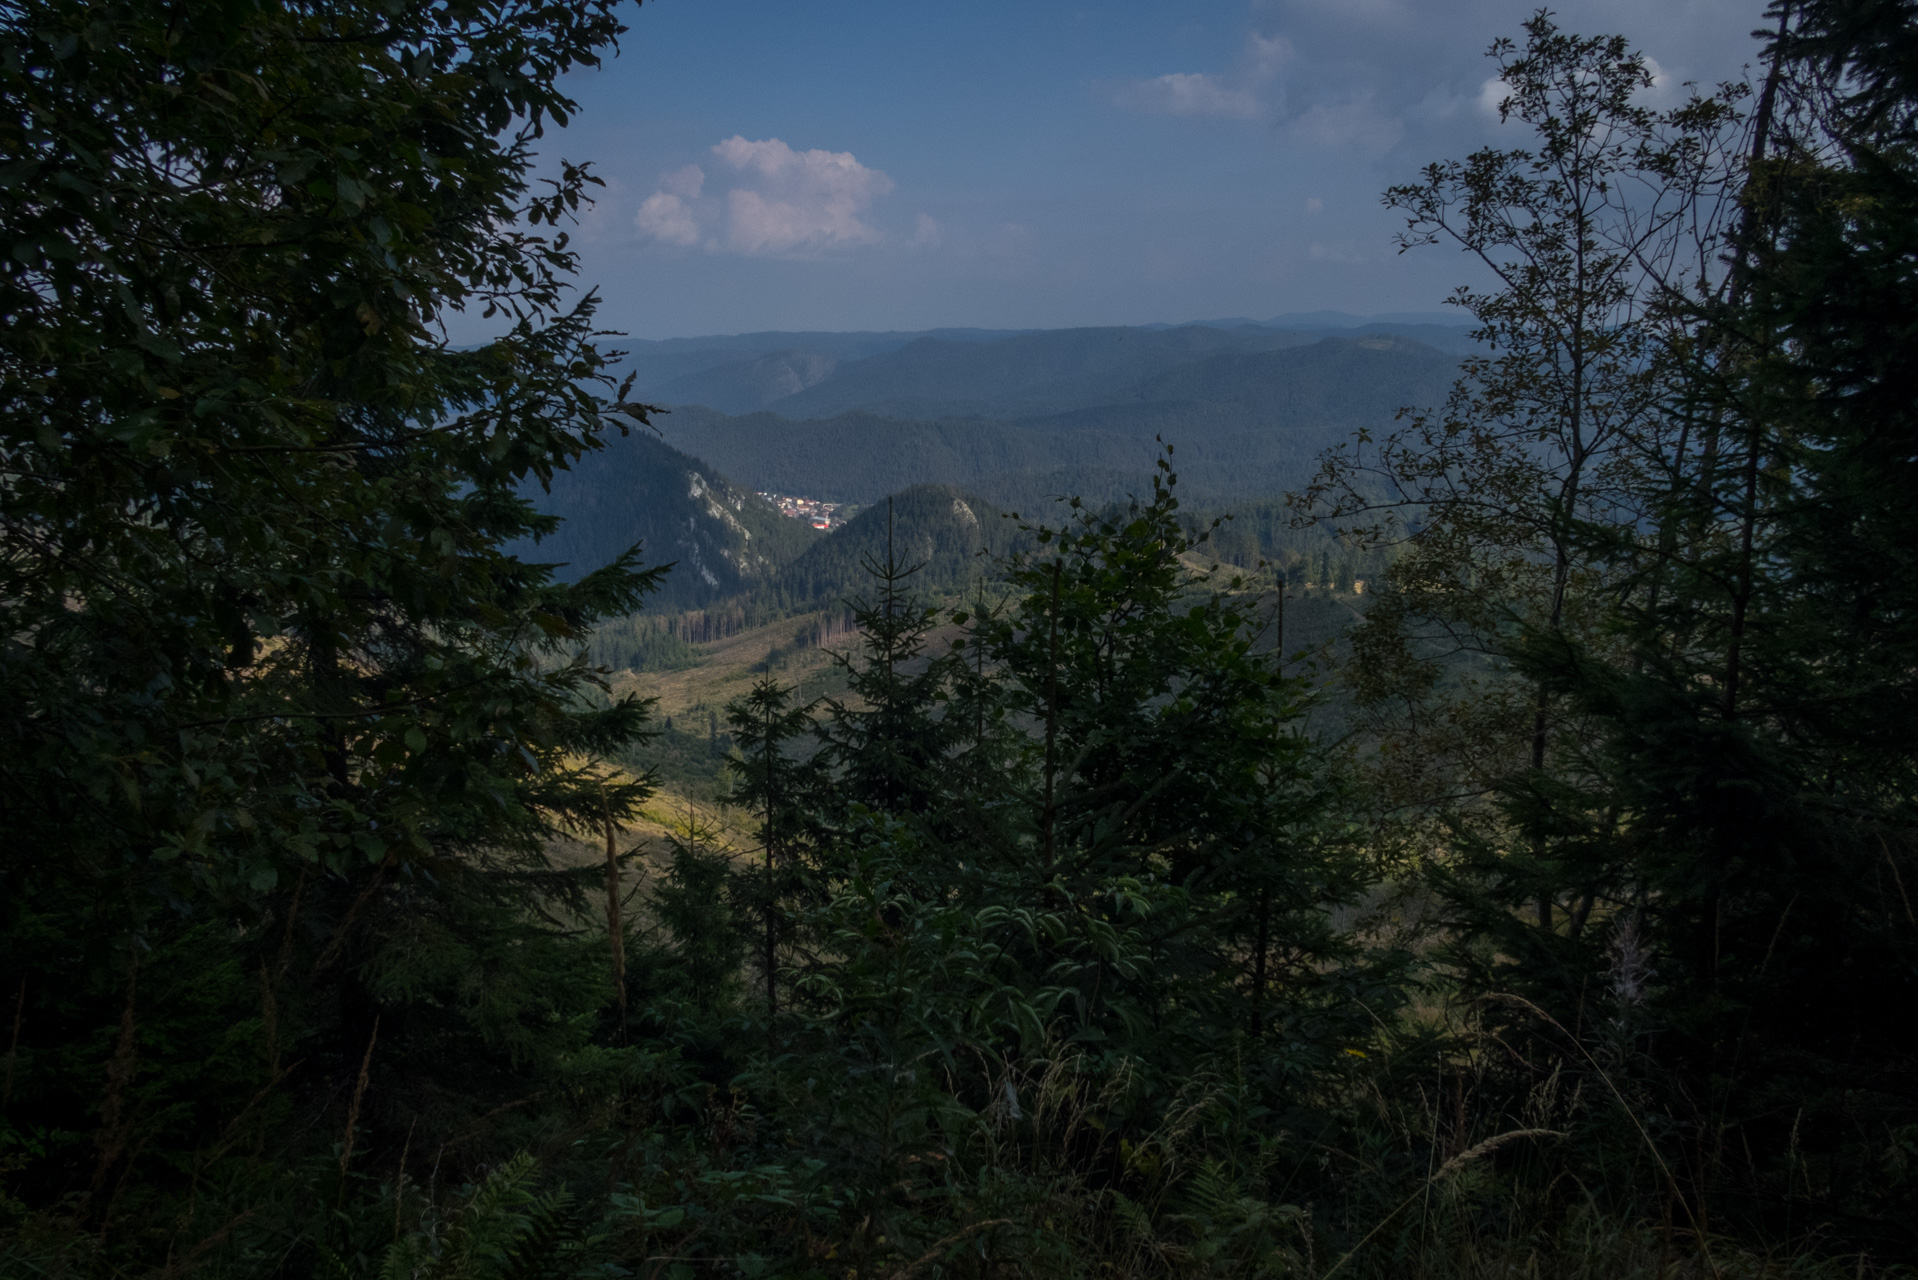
left=538, top=0, right=1769, bottom=339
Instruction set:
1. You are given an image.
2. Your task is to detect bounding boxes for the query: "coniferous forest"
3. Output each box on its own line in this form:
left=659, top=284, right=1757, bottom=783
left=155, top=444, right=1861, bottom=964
left=3, top=2, right=1916, bottom=1277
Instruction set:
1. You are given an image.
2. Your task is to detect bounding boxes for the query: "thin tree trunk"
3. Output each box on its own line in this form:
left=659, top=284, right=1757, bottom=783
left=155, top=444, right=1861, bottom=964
left=1723, top=441, right=1761, bottom=721
left=603, top=807, right=627, bottom=1042
left=335, top=1016, right=379, bottom=1208
left=1040, top=560, right=1062, bottom=900
left=1532, top=332, right=1588, bottom=931
left=2, top=979, right=23, bottom=1108
left=1719, top=4, right=1792, bottom=722
left=1252, top=886, right=1271, bottom=1038
left=1276, top=586, right=1286, bottom=662
left=89, top=947, right=140, bottom=1208
left=763, top=703, right=779, bottom=1034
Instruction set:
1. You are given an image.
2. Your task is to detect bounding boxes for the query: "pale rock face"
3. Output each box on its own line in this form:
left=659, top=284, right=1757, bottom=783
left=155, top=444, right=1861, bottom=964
left=749, top=350, right=837, bottom=404
left=675, top=514, right=721, bottom=588
left=685, top=471, right=746, bottom=536
left=677, top=469, right=789, bottom=584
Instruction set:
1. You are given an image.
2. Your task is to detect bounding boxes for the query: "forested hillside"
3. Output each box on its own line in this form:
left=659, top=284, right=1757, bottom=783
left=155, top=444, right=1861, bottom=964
left=758, top=324, right=1316, bottom=420
left=646, top=347, right=842, bottom=414
left=5, top=4, right=1916, bottom=1280
left=518, top=429, right=820, bottom=606
left=610, top=326, right=1033, bottom=405
left=765, top=484, right=1013, bottom=608
left=610, top=314, right=1474, bottom=420
left=642, top=335, right=1457, bottom=506
left=640, top=322, right=1472, bottom=424
left=658, top=406, right=1047, bottom=504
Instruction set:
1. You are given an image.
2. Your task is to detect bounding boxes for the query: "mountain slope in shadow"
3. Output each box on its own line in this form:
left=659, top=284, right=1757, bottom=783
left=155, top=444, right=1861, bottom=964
left=760, top=325, right=1317, bottom=420
left=517, top=429, right=820, bottom=607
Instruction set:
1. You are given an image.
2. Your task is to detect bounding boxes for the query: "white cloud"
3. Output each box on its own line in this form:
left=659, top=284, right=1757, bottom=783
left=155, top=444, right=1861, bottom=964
left=909, top=212, right=943, bottom=249
left=1288, top=97, right=1403, bottom=151
left=635, top=192, right=700, bottom=246
left=1309, top=240, right=1366, bottom=264
left=1305, top=197, right=1323, bottom=214
left=711, top=136, right=893, bottom=255
left=1634, top=55, right=1685, bottom=106
left=1116, top=31, right=1291, bottom=123
left=660, top=164, right=705, bottom=198
left=1473, top=55, right=1680, bottom=126
left=632, top=137, right=897, bottom=258
left=1117, top=71, right=1263, bottom=120
left=1476, top=76, right=1515, bottom=120
left=1247, top=33, right=1294, bottom=75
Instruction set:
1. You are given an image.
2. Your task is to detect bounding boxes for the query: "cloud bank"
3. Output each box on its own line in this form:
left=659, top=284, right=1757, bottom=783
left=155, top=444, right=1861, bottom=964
left=635, top=137, right=898, bottom=257
left=1115, top=0, right=1754, bottom=158
left=1117, top=72, right=1264, bottom=120
left=1115, top=33, right=1289, bottom=122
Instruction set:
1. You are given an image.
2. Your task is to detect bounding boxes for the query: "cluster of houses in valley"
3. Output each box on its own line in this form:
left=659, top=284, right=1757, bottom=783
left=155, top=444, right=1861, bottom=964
left=758, top=491, right=851, bottom=530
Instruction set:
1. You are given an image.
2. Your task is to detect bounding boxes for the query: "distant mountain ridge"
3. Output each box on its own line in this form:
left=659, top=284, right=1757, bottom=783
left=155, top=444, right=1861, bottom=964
left=527, top=320, right=1469, bottom=612
left=650, top=334, right=1459, bottom=505
left=611, top=314, right=1475, bottom=417
left=762, top=325, right=1318, bottom=421
left=647, top=348, right=844, bottom=414
left=611, top=328, right=1035, bottom=409
left=1241, top=309, right=1470, bottom=329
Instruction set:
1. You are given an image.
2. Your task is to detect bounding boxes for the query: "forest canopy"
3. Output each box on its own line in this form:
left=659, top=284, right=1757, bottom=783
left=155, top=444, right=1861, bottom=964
left=1, top=2, right=1915, bottom=1279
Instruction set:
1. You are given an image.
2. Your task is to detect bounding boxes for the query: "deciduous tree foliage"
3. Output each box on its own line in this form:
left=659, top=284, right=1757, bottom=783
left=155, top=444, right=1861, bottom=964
left=1332, top=3, right=1918, bottom=1251
left=1301, top=16, right=1747, bottom=879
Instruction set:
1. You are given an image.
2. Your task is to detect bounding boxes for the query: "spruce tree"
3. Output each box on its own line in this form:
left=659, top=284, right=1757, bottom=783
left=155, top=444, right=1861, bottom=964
left=811, top=500, right=968, bottom=826
left=726, top=677, right=822, bottom=1027
left=0, top=0, right=655, bottom=1259
left=966, top=460, right=1380, bottom=1071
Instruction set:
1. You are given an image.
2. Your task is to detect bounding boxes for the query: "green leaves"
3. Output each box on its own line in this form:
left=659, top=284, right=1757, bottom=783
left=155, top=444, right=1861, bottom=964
left=1325, top=4, right=1918, bottom=1245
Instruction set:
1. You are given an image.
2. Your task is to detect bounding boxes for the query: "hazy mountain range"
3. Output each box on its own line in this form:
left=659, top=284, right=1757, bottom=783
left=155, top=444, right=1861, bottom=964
left=616, top=312, right=1476, bottom=418
left=528, top=317, right=1470, bottom=611
left=649, top=332, right=1459, bottom=505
